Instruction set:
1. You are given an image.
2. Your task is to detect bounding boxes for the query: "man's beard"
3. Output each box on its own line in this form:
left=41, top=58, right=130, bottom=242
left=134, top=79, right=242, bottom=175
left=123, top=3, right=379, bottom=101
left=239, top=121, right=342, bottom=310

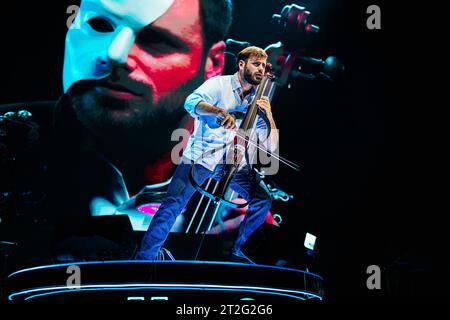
left=67, top=76, right=202, bottom=148
left=243, top=66, right=261, bottom=86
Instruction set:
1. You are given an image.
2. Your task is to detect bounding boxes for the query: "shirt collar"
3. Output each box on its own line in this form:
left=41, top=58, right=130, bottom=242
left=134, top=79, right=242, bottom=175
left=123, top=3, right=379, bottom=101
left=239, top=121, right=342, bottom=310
left=232, top=72, right=241, bottom=92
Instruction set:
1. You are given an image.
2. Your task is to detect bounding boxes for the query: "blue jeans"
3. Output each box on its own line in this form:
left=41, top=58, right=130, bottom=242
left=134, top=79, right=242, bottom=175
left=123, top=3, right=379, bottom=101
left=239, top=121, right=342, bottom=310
left=136, top=159, right=272, bottom=260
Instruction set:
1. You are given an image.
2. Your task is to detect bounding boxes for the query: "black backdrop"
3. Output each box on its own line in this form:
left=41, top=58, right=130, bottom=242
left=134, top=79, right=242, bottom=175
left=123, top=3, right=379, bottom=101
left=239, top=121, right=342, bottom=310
left=0, top=1, right=439, bottom=300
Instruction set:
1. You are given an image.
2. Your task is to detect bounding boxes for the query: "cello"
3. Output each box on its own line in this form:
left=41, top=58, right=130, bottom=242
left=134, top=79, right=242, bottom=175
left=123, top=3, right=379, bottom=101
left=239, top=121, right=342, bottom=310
left=131, top=3, right=343, bottom=244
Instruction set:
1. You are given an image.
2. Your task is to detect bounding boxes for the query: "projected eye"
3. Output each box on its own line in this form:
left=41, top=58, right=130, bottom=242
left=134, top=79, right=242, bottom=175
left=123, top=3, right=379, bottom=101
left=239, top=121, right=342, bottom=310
left=136, top=27, right=188, bottom=55
left=137, top=32, right=175, bottom=54
left=88, top=17, right=114, bottom=33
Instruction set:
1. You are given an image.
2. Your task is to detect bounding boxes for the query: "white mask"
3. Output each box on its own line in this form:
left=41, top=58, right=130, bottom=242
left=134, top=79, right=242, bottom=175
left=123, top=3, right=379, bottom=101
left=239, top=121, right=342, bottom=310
left=63, top=0, right=175, bottom=92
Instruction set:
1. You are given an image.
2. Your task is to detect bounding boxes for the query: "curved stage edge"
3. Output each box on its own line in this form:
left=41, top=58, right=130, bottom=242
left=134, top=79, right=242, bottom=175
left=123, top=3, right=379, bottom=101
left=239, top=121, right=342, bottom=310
left=1, top=260, right=324, bottom=302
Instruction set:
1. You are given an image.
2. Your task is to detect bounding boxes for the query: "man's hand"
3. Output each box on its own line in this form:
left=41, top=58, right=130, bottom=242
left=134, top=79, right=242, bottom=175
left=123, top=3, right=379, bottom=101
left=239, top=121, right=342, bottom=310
left=257, top=96, right=272, bottom=117
left=217, top=110, right=237, bottom=130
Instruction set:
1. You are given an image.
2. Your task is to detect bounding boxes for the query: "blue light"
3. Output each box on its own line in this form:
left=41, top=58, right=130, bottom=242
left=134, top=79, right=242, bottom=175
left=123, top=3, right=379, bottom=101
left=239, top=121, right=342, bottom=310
left=127, top=296, right=145, bottom=301
left=8, top=260, right=323, bottom=280
left=151, top=296, right=169, bottom=301
left=8, top=283, right=323, bottom=301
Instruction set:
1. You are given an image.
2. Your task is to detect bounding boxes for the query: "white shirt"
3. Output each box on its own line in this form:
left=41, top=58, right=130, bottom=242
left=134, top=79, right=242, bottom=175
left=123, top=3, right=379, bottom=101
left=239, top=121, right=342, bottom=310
left=183, top=73, right=269, bottom=171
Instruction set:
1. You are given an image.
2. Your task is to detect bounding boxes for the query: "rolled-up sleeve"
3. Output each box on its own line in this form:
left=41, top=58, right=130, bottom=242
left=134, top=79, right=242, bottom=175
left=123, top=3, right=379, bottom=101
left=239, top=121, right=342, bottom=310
left=256, top=115, right=278, bottom=152
left=184, top=77, right=222, bottom=118
left=256, top=115, right=268, bottom=141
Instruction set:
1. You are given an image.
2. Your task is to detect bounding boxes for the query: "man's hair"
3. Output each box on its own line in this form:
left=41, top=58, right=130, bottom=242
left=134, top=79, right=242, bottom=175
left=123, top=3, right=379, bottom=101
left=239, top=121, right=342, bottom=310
left=237, top=46, right=268, bottom=65
left=200, top=0, right=233, bottom=48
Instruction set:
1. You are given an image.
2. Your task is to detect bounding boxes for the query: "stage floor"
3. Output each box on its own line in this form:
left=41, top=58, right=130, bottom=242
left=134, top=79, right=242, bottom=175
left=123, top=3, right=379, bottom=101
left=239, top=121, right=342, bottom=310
left=1, top=260, right=324, bottom=302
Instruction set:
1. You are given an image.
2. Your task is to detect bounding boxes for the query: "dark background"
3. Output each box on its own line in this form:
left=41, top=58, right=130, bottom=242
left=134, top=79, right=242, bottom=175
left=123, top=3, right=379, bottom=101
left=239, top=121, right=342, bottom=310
left=0, top=1, right=441, bottom=300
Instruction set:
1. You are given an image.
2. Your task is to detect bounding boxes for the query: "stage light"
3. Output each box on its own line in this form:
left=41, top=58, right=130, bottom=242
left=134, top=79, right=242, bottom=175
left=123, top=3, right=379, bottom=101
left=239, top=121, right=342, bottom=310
left=151, top=296, right=169, bottom=301
left=304, top=233, right=317, bottom=250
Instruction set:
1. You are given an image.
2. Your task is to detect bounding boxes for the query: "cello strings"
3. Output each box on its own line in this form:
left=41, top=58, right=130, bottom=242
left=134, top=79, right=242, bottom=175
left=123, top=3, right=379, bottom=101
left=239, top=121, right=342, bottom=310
left=230, top=129, right=301, bottom=171
left=195, top=130, right=300, bottom=172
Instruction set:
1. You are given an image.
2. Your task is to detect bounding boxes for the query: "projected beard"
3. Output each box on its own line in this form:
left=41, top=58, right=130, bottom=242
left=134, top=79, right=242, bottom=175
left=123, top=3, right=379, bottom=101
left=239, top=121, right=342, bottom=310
left=67, top=69, right=204, bottom=149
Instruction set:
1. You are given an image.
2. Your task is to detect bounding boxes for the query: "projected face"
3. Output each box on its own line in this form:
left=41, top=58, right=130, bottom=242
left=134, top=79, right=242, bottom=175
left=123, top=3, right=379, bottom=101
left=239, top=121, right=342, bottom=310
left=241, top=56, right=267, bottom=86
left=63, top=0, right=206, bottom=139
